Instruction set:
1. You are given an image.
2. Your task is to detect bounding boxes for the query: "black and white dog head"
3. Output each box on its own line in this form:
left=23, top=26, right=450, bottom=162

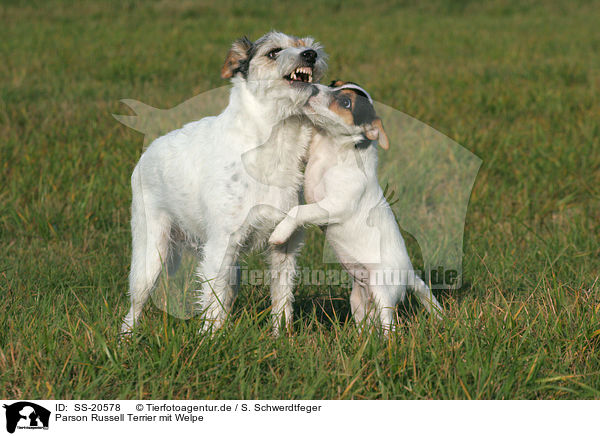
left=221, top=31, right=328, bottom=111
left=304, top=80, right=389, bottom=150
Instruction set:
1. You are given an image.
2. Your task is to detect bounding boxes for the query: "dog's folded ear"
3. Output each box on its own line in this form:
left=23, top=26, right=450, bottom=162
left=221, top=36, right=254, bottom=79
left=364, top=118, right=389, bottom=150
left=329, top=80, right=346, bottom=88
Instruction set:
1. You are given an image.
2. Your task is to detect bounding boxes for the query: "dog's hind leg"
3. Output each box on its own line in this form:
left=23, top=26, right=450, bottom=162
left=269, top=228, right=304, bottom=336
left=166, top=236, right=183, bottom=277
left=412, top=275, right=443, bottom=320
left=350, top=280, right=370, bottom=326
left=121, top=192, right=171, bottom=334
left=367, top=287, right=398, bottom=335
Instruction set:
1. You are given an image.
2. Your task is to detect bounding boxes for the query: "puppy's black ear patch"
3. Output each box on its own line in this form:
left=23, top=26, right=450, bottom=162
left=221, top=36, right=254, bottom=79
left=352, top=93, right=377, bottom=126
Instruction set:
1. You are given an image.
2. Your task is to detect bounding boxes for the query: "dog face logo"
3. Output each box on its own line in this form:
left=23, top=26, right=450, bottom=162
left=3, top=402, right=50, bottom=433
left=114, top=87, right=481, bottom=318
left=113, top=32, right=481, bottom=326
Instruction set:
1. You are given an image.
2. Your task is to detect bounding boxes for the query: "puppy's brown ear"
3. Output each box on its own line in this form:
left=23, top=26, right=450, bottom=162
left=329, top=80, right=346, bottom=88
left=221, top=37, right=253, bottom=79
left=364, top=118, right=389, bottom=150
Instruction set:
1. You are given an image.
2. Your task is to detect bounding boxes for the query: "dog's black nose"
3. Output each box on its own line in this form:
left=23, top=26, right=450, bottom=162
left=301, top=49, right=317, bottom=65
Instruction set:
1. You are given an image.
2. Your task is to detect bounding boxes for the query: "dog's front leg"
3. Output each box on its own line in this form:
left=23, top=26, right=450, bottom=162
left=197, top=229, right=244, bottom=333
left=269, top=228, right=304, bottom=336
left=269, top=199, right=351, bottom=246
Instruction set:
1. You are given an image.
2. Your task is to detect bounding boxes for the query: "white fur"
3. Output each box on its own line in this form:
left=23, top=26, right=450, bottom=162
left=270, top=84, right=443, bottom=332
left=121, top=32, right=327, bottom=335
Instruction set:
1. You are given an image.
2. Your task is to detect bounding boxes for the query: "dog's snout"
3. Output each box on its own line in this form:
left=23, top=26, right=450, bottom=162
left=301, top=49, right=317, bottom=65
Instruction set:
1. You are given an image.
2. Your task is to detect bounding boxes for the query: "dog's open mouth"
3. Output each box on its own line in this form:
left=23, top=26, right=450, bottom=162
left=285, top=66, right=313, bottom=84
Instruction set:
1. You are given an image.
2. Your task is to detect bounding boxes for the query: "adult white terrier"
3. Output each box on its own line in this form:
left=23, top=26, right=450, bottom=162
left=270, top=81, right=442, bottom=331
left=121, top=32, right=327, bottom=335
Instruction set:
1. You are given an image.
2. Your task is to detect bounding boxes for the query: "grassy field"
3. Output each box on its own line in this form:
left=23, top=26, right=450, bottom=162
left=1, top=0, right=599, bottom=399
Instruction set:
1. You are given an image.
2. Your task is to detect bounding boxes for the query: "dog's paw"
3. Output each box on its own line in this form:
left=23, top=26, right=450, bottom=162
left=269, top=219, right=296, bottom=245
left=120, top=320, right=135, bottom=335
left=268, top=229, right=288, bottom=245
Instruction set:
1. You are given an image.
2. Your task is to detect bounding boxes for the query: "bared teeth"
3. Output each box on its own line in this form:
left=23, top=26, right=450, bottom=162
left=288, top=66, right=313, bottom=82
left=294, top=67, right=313, bottom=75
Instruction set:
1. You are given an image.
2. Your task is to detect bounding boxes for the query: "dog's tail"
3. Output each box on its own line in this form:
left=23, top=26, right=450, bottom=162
left=411, top=274, right=443, bottom=319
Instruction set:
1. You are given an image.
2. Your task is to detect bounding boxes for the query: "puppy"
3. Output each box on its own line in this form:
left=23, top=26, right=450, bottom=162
left=121, top=32, right=327, bottom=335
left=269, top=81, right=442, bottom=331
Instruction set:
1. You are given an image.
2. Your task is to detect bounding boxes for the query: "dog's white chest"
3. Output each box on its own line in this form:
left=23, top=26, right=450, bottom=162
left=304, top=134, right=338, bottom=204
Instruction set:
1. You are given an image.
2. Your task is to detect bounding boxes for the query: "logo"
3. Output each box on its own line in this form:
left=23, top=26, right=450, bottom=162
left=114, top=86, right=481, bottom=318
left=2, top=402, right=50, bottom=434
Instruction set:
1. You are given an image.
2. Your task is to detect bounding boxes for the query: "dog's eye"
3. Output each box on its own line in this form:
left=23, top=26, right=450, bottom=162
left=266, top=48, right=282, bottom=59
left=339, top=96, right=352, bottom=109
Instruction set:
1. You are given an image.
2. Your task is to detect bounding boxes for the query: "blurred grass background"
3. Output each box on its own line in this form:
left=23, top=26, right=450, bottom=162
left=1, top=0, right=599, bottom=399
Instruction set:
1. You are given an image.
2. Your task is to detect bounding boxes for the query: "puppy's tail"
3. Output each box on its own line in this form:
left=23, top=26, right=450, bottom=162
left=411, top=274, right=443, bottom=320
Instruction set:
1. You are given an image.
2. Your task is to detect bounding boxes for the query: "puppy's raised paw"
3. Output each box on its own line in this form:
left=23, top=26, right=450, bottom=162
left=269, top=219, right=296, bottom=245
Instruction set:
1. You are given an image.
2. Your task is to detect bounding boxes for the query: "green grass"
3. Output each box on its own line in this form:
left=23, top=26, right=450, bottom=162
left=1, top=0, right=599, bottom=399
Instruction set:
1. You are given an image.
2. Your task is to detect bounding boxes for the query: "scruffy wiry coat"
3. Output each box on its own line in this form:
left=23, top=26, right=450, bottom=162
left=121, top=32, right=327, bottom=335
